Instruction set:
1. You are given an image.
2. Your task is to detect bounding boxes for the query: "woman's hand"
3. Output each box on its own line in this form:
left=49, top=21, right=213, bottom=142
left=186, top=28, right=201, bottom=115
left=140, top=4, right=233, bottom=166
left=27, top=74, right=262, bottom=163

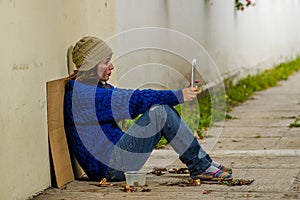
left=182, top=86, right=198, bottom=102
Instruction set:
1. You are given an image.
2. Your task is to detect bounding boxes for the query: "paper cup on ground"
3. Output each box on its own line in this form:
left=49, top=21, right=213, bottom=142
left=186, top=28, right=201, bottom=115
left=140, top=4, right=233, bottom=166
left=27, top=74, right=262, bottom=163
left=124, top=171, right=146, bottom=186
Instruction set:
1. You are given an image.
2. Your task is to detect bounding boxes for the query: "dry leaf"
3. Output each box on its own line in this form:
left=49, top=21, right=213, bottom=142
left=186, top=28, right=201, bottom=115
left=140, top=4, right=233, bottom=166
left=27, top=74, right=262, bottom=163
left=189, top=179, right=201, bottom=186
left=194, top=130, right=201, bottom=140
left=202, top=190, right=212, bottom=194
left=141, top=188, right=151, bottom=192
left=168, top=167, right=188, bottom=174
left=99, top=178, right=107, bottom=185
left=122, top=185, right=137, bottom=192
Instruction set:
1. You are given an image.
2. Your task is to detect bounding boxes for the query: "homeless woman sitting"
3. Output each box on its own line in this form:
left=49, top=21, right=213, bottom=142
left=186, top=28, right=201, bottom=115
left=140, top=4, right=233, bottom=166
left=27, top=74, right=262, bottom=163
left=64, top=36, right=233, bottom=182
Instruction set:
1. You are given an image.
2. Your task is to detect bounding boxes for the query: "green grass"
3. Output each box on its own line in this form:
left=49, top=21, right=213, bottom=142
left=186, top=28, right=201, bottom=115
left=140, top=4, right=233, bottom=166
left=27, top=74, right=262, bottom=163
left=289, top=115, right=300, bottom=128
left=123, top=57, right=300, bottom=147
left=280, top=116, right=296, bottom=119
left=225, top=57, right=300, bottom=108
left=290, top=122, right=300, bottom=128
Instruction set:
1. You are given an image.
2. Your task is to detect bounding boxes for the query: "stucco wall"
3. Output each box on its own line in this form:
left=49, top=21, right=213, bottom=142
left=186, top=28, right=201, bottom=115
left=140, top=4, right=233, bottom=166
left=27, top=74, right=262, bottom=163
left=0, top=0, right=115, bottom=199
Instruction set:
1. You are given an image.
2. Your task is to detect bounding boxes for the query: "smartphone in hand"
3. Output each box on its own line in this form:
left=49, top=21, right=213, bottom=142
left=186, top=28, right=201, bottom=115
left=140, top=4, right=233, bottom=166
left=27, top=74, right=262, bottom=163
left=191, top=58, right=196, bottom=87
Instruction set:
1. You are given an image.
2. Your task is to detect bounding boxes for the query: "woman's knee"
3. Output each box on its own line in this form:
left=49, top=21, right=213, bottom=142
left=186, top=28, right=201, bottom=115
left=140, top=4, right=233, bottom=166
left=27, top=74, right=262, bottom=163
left=149, top=104, right=172, bottom=113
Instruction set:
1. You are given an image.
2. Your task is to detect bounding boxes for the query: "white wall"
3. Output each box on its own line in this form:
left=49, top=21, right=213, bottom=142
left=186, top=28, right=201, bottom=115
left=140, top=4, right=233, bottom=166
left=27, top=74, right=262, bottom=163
left=115, top=0, right=300, bottom=88
left=0, top=0, right=115, bottom=199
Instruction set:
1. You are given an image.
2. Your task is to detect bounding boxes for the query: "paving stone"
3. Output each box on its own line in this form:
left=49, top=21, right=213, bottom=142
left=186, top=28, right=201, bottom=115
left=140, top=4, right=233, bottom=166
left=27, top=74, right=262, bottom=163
left=215, top=127, right=287, bottom=138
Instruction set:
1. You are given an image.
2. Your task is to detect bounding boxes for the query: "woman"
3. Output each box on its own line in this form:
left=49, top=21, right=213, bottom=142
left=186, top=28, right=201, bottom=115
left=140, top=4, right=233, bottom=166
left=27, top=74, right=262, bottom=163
left=64, top=36, right=233, bottom=182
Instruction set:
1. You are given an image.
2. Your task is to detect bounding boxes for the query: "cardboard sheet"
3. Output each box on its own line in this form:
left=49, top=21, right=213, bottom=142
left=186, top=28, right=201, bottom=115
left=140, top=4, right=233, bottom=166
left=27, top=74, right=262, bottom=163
left=47, top=78, right=74, bottom=188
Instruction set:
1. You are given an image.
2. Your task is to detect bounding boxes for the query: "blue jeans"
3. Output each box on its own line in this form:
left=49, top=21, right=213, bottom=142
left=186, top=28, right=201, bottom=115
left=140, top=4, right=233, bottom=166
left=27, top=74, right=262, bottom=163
left=105, top=105, right=212, bottom=181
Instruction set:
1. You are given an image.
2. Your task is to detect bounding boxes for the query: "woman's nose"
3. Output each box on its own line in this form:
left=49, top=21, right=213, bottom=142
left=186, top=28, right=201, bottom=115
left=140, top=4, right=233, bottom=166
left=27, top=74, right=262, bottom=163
left=108, top=63, right=114, bottom=70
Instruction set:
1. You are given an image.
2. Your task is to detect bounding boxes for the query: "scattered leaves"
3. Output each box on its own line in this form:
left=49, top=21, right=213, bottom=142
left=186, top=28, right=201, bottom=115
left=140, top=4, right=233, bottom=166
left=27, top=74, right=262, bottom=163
left=160, top=179, right=201, bottom=187
left=141, top=188, right=151, bottom=192
left=149, top=167, right=167, bottom=176
left=168, top=167, right=189, bottom=174
left=122, top=185, right=151, bottom=193
left=201, top=179, right=255, bottom=186
left=225, top=179, right=254, bottom=186
left=95, top=178, right=123, bottom=187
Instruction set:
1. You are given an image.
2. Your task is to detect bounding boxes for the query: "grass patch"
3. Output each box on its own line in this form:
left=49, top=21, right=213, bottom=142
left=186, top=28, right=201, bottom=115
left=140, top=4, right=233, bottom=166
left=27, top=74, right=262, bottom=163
left=290, top=121, right=300, bottom=128
left=225, top=57, right=300, bottom=108
left=289, top=116, right=300, bottom=128
left=155, top=136, right=168, bottom=148
left=280, top=116, right=296, bottom=119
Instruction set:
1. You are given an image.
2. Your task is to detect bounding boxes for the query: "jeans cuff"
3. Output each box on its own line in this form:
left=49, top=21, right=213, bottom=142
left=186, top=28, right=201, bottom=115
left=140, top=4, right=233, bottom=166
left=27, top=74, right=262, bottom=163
left=183, top=157, right=211, bottom=177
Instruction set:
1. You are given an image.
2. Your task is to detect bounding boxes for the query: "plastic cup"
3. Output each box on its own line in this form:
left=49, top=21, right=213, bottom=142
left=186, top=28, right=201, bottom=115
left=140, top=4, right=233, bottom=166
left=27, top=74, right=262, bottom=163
left=124, top=171, right=147, bottom=186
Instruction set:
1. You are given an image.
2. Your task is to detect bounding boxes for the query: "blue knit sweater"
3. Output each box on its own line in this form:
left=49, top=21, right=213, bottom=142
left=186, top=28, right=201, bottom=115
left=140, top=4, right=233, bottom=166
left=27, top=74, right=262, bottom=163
left=64, top=79, right=184, bottom=181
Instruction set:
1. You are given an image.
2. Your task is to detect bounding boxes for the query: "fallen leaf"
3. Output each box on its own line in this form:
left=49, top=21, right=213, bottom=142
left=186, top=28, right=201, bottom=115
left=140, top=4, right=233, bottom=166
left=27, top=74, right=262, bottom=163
left=99, top=178, right=107, bottom=185
left=189, top=179, right=201, bottom=186
left=141, top=188, right=151, bottom=192
left=202, top=190, right=212, bottom=194
left=122, top=185, right=137, bottom=192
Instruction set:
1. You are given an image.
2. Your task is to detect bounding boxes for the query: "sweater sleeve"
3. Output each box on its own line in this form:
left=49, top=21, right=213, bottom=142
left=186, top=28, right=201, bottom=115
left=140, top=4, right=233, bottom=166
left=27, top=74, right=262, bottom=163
left=95, top=87, right=184, bottom=122
left=128, top=88, right=184, bottom=118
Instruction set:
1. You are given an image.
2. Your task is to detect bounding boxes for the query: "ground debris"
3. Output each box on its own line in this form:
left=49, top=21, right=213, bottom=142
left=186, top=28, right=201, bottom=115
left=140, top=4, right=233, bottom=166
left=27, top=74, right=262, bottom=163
left=122, top=185, right=137, bottom=192
left=160, top=178, right=254, bottom=187
left=202, top=179, right=255, bottom=186
left=59, top=185, right=67, bottom=190
left=190, top=179, right=201, bottom=186
left=141, top=188, right=151, bottom=192
left=150, top=167, right=189, bottom=176
left=160, top=179, right=201, bottom=187
left=202, top=190, right=212, bottom=194
left=122, top=185, right=151, bottom=193
left=168, top=167, right=189, bottom=174
left=94, top=178, right=151, bottom=192
left=149, top=167, right=168, bottom=176
left=223, top=179, right=255, bottom=186
left=99, top=178, right=107, bottom=185
left=94, top=178, right=124, bottom=188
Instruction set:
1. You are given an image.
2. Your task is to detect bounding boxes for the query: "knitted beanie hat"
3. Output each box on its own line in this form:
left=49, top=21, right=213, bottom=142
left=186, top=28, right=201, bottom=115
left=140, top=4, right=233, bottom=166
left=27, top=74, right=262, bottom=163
left=72, top=36, right=112, bottom=71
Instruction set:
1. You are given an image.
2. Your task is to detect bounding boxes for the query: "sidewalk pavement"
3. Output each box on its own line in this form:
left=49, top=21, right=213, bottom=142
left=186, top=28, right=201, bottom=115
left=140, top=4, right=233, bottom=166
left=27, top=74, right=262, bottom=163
left=33, top=72, right=300, bottom=200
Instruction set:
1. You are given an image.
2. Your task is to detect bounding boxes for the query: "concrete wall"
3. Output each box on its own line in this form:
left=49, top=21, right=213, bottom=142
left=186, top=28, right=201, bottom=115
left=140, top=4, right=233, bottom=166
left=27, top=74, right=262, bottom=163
left=0, top=0, right=115, bottom=199
left=115, top=0, right=300, bottom=88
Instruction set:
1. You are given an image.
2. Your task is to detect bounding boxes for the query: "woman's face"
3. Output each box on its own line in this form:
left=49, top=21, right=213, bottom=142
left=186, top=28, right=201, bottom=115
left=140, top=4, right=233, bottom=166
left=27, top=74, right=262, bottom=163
left=97, top=54, right=114, bottom=81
